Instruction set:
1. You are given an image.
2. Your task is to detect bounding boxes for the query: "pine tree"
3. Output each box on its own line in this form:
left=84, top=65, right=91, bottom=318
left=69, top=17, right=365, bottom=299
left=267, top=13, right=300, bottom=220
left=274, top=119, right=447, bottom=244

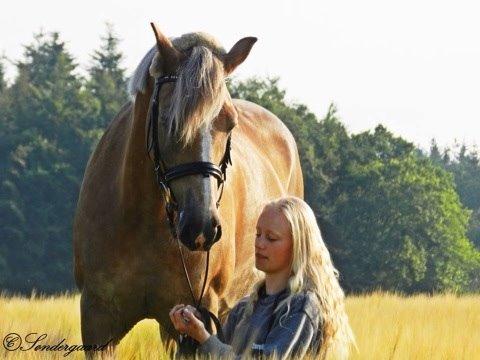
left=87, top=23, right=128, bottom=129
left=0, top=58, right=10, bottom=284
left=0, top=31, right=97, bottom=294
left=0, top=59, right=6, bottom=93
left=429, top=138, right=443, bottom=165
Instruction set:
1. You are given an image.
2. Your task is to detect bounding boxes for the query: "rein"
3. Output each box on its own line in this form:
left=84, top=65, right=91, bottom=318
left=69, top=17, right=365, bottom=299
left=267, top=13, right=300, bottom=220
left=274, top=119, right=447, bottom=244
left=146, top=74, right=231, bottom=342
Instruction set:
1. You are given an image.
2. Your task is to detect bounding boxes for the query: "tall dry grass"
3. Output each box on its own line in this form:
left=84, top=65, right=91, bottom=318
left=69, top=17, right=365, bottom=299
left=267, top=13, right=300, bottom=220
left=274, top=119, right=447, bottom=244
left=345, top=292, right=480, bottom=360
left=1, top=291, right=479, bottom=359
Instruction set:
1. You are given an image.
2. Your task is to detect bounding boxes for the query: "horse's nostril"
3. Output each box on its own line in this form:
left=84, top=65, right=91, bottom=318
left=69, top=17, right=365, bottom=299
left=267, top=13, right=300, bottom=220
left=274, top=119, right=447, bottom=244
left=213, top=225, right=222, bottom=243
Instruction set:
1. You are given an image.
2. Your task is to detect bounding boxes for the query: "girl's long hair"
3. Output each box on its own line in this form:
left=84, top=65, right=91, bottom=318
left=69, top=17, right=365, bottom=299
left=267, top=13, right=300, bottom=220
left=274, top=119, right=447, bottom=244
left=239, top=196, right=356, bottom=359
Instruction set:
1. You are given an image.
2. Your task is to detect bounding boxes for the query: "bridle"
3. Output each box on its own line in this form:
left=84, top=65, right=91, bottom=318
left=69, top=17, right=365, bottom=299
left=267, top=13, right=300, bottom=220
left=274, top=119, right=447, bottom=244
left=146, top=74, right=231, bottom=340
left=147, top=75, right=232, bottom=219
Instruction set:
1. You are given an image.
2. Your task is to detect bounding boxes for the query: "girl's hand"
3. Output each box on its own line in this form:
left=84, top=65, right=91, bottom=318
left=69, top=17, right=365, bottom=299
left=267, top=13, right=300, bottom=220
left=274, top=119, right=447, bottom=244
left=169, top=304, right=185, bottom=332
left=169, top=305, right=211, bottom=344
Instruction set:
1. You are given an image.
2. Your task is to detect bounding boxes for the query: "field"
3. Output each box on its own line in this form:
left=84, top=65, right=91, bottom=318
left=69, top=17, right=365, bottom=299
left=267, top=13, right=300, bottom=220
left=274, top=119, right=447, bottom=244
left=1, top=291, right=479, bottom=359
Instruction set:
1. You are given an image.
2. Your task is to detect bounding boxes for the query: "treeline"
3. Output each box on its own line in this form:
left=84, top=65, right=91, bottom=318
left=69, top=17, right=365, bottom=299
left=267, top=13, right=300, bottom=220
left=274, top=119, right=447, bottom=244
left=0, top=28, right=479, bottom=295
left=0, top=27, right=128, bottom=294
left=229, top=79, right=480, bottom=293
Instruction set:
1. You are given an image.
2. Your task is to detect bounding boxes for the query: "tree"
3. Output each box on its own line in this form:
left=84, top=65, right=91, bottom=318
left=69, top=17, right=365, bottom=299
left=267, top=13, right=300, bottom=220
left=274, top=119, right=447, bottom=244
left=0, top=59, right=6, bottom=93
left=87, top=23, right=128, bottom=129
left=0, top=58, right=10, bottom=282
left=0, top=31, right=98, bottom=294
left=448, top=146, right=480, bottom=210
left=427, top=143, right=480, bottom=251
left=429, top=138, right=443, bottom=165
left=446, top=146, right=480, bottom=251
left=331, top=155, right=478, bottom=293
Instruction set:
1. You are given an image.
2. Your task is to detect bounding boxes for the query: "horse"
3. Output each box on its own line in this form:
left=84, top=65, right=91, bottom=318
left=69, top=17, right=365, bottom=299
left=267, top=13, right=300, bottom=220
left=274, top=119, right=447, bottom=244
left=73, top=24, right=303, bottom=357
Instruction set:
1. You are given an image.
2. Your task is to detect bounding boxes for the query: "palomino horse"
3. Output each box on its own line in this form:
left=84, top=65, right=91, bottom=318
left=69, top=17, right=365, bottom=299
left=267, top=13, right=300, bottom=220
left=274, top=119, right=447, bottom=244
left=73, top=24, right=303, bottom=356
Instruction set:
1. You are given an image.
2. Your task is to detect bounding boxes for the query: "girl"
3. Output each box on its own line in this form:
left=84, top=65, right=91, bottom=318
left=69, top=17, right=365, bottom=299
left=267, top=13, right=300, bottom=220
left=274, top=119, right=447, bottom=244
left=170, top=196, right=355, bottom=359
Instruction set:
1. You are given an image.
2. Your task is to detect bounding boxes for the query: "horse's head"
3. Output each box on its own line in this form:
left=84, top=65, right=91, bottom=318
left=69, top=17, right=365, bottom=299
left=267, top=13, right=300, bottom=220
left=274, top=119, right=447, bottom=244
left=136, top=24, right=256, bottom=251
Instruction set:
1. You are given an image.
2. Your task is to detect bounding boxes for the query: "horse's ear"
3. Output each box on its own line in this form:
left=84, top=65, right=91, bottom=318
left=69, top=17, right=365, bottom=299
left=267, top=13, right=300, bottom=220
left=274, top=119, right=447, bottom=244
left=150, top=23, right=182, bottom=73
left=223, top=37, right=257, bottom=75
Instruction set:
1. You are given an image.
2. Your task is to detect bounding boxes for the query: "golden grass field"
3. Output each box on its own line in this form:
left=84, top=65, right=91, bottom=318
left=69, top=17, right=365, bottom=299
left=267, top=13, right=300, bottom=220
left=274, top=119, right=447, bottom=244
left=0, top=291, right=479, bottom=359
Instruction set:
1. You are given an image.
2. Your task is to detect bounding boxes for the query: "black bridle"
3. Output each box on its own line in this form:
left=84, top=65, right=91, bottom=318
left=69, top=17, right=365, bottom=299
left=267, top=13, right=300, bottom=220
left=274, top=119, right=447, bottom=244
left=146, top=74, right=231, bottom=342
left=147, top=75, right=232, bottom=220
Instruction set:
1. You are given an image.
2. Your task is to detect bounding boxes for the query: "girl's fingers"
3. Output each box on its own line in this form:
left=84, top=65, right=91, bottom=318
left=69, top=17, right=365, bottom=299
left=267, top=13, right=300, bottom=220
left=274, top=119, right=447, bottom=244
left=183, top=308, right=203, bottom=329
left=185, top=305, right=202, bottom=319
left=174, top=309, right=188, bottom=326
left=172, top=313, right=188, bottom=333
left=169, top=304, right=186, bottom=331
left=169, top=304, right=184, bottom=316
left=168, top=304, right=206, bottom=338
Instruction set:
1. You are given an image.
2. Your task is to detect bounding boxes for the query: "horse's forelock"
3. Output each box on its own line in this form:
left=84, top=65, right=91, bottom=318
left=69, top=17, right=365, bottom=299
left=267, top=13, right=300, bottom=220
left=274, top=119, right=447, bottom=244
left=129, top=32, right=227, bottom=146
left=167, top=46, right=227, bottom=146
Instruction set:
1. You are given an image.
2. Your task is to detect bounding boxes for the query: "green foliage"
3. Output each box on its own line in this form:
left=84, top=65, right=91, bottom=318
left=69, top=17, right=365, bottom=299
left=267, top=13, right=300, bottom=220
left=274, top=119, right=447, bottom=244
left=1, top=32, right=89, bottom=293
left=428, top=142, right=480, bottom=250
left=229, top=77, right=480, bottom=294
left=87, top=23, right=129, bottom=129
left=426, top=141, right=480, bottom=290
left=0, top=30, right=125, bottom=295
left=0, top=60, right=6, bottom=93
left=332, top=155, right=477, bottom=292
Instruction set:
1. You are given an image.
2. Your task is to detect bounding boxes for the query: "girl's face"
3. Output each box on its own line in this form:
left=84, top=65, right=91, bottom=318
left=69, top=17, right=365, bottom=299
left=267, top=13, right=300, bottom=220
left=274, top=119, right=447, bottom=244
left=255, top=205, right=293, bottom=274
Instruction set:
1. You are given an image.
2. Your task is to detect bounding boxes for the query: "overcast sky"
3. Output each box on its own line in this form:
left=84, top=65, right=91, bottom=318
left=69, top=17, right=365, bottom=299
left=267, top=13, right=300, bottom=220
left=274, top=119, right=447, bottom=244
left=1, top=0, right=479, bottom=151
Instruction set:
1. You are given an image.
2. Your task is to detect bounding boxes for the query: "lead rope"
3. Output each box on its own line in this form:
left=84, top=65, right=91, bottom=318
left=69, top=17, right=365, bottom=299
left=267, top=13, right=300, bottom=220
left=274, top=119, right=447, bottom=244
left=163, top=199, right=208, bottom=309
left=176, top=237, right=210, bottom=309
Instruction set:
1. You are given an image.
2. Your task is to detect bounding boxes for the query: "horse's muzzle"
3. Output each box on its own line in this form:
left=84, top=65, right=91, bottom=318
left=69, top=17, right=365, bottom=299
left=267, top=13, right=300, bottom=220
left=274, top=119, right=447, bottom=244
left=178, top=211, right=222, bottom=251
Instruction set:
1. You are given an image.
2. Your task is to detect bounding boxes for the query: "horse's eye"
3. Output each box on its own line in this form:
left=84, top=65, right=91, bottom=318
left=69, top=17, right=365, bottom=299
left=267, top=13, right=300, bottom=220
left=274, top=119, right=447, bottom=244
left=224, top=117, right=236, bottom=132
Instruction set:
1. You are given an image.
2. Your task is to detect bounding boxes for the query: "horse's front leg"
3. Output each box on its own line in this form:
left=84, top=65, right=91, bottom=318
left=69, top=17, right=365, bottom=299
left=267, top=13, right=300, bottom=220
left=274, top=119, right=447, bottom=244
left=80, top=291, right=132, bottom=359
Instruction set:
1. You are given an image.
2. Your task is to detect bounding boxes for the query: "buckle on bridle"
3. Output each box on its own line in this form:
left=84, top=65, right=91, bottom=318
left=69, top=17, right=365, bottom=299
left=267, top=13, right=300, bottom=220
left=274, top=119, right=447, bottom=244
left=154, top=165, right=165, bottom=185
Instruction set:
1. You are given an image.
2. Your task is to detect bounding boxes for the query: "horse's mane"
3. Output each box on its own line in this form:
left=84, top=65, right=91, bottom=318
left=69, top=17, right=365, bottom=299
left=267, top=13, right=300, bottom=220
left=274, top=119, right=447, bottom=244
left=128, top=32, right=228, bottom=146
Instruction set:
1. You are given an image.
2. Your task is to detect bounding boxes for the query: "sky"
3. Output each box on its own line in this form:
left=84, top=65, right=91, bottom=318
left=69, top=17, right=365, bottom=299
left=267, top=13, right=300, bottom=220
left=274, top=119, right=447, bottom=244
left=1, top=0, right=479, bottom=151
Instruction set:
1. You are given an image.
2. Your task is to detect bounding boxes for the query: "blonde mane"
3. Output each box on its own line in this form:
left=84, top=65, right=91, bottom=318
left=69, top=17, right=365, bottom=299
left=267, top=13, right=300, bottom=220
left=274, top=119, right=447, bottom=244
left=128, top=32, right=228, bottom=146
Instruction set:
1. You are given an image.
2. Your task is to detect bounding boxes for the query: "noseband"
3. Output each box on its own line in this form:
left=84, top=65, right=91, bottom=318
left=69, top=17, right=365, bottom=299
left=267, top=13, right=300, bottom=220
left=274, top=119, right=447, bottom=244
left=146, top=74, right=230, bottom=343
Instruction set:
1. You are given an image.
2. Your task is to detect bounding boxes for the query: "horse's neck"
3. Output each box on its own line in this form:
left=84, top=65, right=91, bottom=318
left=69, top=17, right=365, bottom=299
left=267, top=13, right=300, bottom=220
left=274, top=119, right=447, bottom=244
left=121, top=80, right=163, bottom=212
